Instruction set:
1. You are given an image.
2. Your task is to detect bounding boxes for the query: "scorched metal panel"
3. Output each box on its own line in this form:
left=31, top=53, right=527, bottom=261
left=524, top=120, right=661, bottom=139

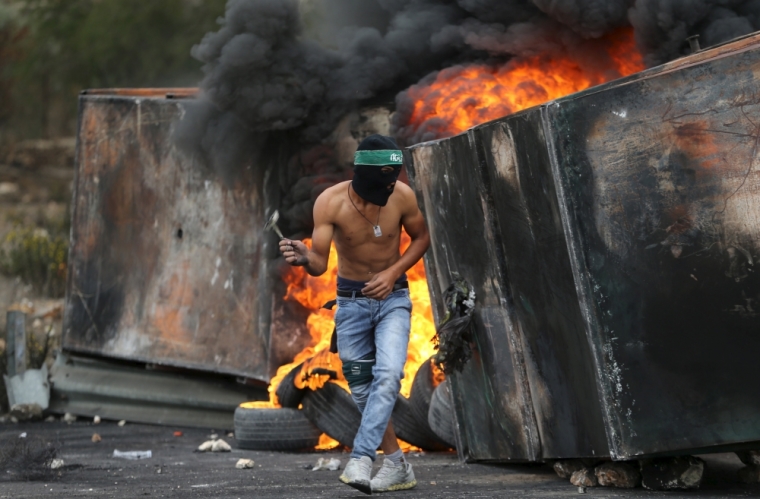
left=64, top=91, right=272, bottom=380
left=407, top=133, right=541, bottom=462
left=546, top=34, right=760, bottom=458
left=471, top=115, right=609, bottom=459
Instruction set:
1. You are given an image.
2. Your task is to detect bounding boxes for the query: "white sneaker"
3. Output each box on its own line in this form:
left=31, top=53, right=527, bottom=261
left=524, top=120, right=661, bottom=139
left=339, top=456, right=373, bottom=494
left=370, top=458, right=417, bottom=492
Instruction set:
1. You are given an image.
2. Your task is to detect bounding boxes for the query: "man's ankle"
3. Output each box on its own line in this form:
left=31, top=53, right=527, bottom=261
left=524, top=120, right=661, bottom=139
left=385, top=449, right=404, bottom=467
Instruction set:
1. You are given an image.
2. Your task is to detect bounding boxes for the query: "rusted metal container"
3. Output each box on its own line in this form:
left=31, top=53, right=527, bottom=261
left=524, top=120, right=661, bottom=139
left=408, top=32, right=760, bottom=461
left=64, top=89, right=278, bottom=381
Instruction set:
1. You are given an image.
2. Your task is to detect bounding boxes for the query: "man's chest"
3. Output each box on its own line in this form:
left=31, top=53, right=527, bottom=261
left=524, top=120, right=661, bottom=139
left=333, top=206, right=401, bottom=246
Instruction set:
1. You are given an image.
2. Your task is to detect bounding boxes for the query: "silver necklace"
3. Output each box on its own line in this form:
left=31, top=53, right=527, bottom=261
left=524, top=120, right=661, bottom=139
left=348, top=183, right=382, bottom=237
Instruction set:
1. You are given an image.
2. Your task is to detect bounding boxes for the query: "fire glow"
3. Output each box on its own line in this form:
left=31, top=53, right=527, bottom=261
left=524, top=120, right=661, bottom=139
left=263, top=233, right=437, bottom=450
left=404, top=28, right=645, bottom=139
left=269, top=233, right=437, bottom=402
left=259, top=29, right=646, bottom=450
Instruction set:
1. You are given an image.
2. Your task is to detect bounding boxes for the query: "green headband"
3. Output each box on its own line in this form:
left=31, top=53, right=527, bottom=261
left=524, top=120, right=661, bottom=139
left=354, top=149, right=403, bottom=166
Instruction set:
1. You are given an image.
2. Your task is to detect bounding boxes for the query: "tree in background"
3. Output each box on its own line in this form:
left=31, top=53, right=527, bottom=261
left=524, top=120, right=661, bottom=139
left=0, top=3, right=26, bottom=131
left=4, top=0, right=227, bottom=140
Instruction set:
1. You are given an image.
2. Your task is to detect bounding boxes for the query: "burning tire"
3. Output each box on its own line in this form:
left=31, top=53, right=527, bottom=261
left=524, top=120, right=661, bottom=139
left=275, top=363, right=307, bottom=409
left=301, top=382, right=361, bottom=448
left=409, top=358, right=436, bottom=427
left=427, top=379, right=456, bottom=448
left=301, top=381, right=450, bottom=451
left=392, top=394, right=450, bottom=451
left=234, top=405, right=322, bottom=451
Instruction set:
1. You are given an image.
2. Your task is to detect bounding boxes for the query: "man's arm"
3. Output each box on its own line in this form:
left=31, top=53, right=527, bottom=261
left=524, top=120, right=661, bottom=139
left=362, top=183, right=430, bottom=299
left=279, top=192, right=334, bottom=276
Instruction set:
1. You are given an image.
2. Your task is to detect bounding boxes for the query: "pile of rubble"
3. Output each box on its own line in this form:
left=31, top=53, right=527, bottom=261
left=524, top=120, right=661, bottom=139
left=554, top=450, right=760, bottom=491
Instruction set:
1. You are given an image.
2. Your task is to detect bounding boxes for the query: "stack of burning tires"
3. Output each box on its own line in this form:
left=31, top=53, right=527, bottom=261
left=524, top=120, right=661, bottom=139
left=234, top=357, right=456, bottom=452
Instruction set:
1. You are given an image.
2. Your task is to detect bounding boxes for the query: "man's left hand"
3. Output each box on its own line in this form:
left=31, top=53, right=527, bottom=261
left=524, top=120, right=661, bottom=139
left=362, top=270, right=398, bottom=300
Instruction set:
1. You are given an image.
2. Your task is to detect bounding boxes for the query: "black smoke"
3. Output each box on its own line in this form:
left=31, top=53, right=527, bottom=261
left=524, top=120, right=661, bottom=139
left=178, top=0, right=760, bottom=166
left=630, top=0, right=760, bottom=66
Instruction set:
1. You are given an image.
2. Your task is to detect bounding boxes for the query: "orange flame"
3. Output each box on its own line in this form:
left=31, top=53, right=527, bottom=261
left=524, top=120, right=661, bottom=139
left=266, top=232, right=438, bottom=450
left=405, top=27, right=645, bottom=139
left=270, top=234, right=437, bottom=400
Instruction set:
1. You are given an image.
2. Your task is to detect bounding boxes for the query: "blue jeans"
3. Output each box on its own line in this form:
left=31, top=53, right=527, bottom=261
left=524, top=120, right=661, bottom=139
left=335, top=288, right=412, bottom=460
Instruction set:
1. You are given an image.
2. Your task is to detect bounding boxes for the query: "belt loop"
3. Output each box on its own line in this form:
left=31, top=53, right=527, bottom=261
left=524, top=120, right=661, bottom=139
left=351, top=290, right=357, bottom=300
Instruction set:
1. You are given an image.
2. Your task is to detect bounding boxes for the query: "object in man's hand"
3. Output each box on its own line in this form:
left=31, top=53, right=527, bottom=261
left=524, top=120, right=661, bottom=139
left=264, top=210, right=284, bottom=239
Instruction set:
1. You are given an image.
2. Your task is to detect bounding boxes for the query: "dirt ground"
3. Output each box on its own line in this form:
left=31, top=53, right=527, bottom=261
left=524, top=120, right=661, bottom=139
left=0, top=420, right=758, bottom=499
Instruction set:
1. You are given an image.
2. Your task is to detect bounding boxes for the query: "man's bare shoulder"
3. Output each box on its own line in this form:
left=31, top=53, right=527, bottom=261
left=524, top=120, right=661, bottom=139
left=393, top=181, right=415, bottom=198
left=391, top=181, right=418, bottom=211
left=313, top=181, right=350, bottom=219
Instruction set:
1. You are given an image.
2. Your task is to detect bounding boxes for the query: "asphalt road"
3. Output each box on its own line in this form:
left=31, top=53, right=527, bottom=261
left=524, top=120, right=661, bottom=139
left=1, top=420, right=759, bottom=498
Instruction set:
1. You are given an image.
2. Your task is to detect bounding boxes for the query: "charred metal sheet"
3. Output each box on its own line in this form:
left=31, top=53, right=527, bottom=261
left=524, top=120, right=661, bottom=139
left=49, top=353, right=266, bottom=429
left=471, top=116, right=609, bottom=459
left=406, top=134, right=541, bottom=462
left=65, top=91, right=274, bottom=380
left=409, top=32, right=760, bottom=461
left=546, top=35, right=760, bottom=459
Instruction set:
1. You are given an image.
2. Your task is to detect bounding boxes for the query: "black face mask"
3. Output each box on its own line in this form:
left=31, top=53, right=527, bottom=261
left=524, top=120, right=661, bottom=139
left=351, top=164, right=402, bottom=206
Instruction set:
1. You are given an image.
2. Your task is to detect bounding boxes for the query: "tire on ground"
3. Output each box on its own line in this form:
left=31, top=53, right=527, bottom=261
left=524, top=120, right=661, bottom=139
left=301, top=382, right=361, bottom=448
left=234, top=405, right=322, bottom=451
left=427, top=379, right=456, bottom=449
left=302, top=381, right=452, bottom=451
left=392, top=394, right=450, bottom=451
left=409, top=357, right=438, bottom=427
left=275, top=362, right=307, bottom=409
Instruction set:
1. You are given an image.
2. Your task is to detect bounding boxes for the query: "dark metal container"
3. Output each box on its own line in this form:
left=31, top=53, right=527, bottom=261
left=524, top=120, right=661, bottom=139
left=408, top=32, right=760, bottom=461
left=64, top=89, right=277, bottom=381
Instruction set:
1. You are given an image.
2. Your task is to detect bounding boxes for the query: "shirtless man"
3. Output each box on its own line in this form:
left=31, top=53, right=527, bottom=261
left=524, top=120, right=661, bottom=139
left=279, top=134, right=430, bottom=494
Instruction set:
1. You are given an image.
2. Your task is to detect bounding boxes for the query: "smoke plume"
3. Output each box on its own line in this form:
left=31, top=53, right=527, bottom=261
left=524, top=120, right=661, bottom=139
left=178, top=0, right=760, bottom=165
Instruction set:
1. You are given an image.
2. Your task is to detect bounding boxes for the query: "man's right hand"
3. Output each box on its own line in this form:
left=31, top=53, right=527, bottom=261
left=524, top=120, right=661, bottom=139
left=279, top=239, right=309, bottom=266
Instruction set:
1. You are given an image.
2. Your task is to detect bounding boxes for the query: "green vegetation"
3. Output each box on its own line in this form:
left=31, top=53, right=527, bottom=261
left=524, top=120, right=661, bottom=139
left=0, top=225, right=67, bottom=297
left=0, top=205, right=70, bottom=297
left=0, top=0, right=228, bottom=141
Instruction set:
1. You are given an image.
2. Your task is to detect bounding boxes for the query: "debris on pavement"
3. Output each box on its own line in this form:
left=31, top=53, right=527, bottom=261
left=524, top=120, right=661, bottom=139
left=173, top=431, right=183, bottom=437
left=19, top=432, right=27, bottom=438
left=117, top=420, right=126, bottom=427
left=93, top=415, right=101, bottom=424
left=63, top=413, right=77, bottom=423
left=197, top=440, right=214, bottom=452
left=212, top=439, right=231, bottom=452
left=196, top=439, right=231, bottom=452
left=91, top=433, right=101, bottom=443
left=112, top=449, right=152, bottom=460
left=553, top=460, right=585, bottom=478
left=311, top=457, right=341, bottom=471
left=44, top=415, right=57, bottom=422
left=595, top=462, right=641, bottom=488
left=10, top=403, right=44, bottom=422
left=50, top=459, right=64, bottom=470
left=570, top=468, right=597, bottom=487
left=236, top=458, right=255, bottom=469
left=640, top=456, right=704, bottom=490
